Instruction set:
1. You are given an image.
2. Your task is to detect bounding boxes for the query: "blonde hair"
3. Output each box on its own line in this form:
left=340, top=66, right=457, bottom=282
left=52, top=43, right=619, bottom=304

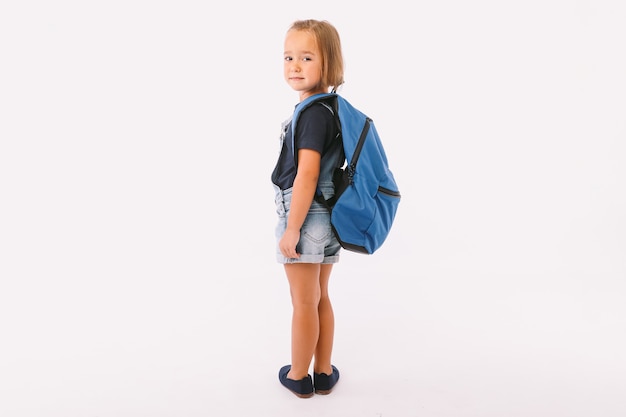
left=288, top=19, right=345, bottom=92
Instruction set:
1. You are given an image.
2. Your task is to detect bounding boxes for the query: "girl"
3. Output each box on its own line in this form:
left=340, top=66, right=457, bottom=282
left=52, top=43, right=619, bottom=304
left=271, top=19, right=345, bottom=398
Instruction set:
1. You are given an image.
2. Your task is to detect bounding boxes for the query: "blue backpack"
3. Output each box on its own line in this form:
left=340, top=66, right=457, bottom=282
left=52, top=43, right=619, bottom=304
left=291, top=92, right=401, bottom=254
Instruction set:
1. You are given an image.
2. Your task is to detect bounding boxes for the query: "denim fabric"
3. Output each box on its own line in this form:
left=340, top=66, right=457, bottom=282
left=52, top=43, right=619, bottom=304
left=274, top=186, right=341, bottom=264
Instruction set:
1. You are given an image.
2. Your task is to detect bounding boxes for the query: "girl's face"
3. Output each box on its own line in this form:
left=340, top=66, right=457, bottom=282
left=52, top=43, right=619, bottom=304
left=284, top=29, right=326, bottom=100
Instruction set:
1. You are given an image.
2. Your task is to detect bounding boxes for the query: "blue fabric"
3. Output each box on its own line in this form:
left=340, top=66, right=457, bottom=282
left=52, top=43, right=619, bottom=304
left=313, top=364, right=340, bottom=394
left=278, top=365, right=314, bottom=398
left=291, top=93, right=401, bottom=254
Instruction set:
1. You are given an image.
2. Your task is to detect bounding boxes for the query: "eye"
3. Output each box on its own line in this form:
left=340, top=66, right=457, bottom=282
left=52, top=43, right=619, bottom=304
left=284, top=56, right=293, bottom=62
left=303, top=56, right=312, bottom=62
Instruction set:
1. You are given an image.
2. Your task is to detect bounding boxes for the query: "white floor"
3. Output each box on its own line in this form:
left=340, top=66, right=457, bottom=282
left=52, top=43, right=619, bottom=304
left=2, top=233, right=625, bottom=417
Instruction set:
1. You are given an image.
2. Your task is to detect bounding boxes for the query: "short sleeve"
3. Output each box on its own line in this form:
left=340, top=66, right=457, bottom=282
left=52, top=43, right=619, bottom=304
left=295, top=103, right=335, bottom=155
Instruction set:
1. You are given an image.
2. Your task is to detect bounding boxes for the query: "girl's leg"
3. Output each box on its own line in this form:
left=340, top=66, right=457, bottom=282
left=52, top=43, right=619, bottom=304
left=284, top=263, right=322, bottom=380
left=314, top=263, right=334, bottom=375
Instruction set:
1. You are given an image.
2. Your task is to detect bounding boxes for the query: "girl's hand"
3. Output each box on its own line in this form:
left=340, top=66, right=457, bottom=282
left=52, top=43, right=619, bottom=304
left=279, top=229, right=301, bottom=259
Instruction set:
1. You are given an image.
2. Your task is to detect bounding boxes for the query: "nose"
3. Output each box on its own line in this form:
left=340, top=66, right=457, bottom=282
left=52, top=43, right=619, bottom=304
left=288, top=61, right=300, bottom=72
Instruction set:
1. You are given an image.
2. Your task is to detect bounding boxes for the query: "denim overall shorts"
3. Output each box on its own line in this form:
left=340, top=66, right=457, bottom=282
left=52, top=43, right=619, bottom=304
left=273, top=115, right=342, bottom=264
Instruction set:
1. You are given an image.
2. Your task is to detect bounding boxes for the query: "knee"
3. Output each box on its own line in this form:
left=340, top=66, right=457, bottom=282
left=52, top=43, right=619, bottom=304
left=318, top=292, right=332, bottom=310
left=290, top=289, right=321, bottom=308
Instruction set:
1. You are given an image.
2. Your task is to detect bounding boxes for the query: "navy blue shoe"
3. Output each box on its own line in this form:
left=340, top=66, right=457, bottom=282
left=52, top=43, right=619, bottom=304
left=314, top=365, right=340, bottom=394
left=278, top=365, right=314, bottom=398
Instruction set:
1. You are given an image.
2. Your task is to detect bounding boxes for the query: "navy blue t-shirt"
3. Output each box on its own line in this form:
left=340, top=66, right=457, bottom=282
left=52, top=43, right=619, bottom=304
left=272, top=101, right=338, bottom=190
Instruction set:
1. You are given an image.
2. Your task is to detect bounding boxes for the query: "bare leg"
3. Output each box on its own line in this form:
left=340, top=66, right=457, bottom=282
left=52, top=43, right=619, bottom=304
left=284, top=263, right=322, bottom=380
left=314, top=263, right=334, bottom=375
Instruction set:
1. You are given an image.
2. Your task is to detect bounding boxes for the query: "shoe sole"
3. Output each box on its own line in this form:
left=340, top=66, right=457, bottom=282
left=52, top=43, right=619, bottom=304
left=315, top=389, right=333, bottom=395
left=292, top=391, right=314, bottom=398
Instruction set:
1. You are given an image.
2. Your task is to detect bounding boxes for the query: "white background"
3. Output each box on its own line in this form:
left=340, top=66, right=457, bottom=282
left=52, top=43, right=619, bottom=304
left=1, top=1, right=625, bottom=416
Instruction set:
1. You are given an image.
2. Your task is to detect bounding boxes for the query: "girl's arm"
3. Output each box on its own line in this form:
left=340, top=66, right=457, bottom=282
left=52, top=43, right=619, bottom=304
left=278, top=148, right=321, bottom=259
